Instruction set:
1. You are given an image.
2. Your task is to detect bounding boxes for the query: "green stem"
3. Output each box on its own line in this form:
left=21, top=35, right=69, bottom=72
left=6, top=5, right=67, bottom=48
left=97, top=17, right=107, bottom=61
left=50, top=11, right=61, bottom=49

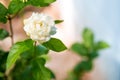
left=34, top=41, right=37, bottom=57
left=29, top=41, right=37, bottom=63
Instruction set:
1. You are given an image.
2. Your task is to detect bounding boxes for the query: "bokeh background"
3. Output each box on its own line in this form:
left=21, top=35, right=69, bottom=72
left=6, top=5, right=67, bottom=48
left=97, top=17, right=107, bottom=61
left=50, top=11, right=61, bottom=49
left=0, top=0, right=120, bottom=80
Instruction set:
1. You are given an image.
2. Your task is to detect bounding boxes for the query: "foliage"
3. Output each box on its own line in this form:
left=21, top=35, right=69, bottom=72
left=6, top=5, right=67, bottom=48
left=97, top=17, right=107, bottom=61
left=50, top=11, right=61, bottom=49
left=0, top=0, right=67, bottom=80
left=0, top=3, right=8, bottom=23
left=6, top=39, right=34, bottom=69
left=0, top=50, right=8, bottom=80
left=0, top=29, right=9, bottom=40
left=43, top=38, right=67, bottom=52
left=55, top=20, right=64, bottom=24
left=66, top=28, right=109, bottom=80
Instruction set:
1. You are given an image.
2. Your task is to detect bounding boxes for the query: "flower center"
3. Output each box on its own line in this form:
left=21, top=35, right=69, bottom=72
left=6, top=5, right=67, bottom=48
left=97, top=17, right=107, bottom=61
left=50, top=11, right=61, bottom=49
left=39, top=22, right=43, bottom=27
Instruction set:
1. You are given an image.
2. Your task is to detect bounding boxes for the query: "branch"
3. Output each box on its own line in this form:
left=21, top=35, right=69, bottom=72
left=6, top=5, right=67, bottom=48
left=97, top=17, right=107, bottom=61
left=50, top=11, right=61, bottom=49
left=8, top=16, right=14, bottom=45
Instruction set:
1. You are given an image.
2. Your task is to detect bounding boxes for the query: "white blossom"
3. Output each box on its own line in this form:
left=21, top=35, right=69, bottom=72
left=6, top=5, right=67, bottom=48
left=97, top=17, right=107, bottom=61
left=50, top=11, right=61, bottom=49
left=23, top=12, right=56, bottom=43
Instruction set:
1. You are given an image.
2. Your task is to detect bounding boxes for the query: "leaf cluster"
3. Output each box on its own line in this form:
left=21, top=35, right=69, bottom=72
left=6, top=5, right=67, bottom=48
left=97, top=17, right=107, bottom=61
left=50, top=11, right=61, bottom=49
left=0, top=0, right=56, bottom=23
left=67, top=28, right=109, bottom=80
left=6, top=38, right=66, bottom=80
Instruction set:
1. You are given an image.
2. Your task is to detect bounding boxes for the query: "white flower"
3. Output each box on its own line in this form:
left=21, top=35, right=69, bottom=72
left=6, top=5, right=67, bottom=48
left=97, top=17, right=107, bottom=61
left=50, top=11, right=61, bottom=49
left=23, top=12, right=56, bottom=43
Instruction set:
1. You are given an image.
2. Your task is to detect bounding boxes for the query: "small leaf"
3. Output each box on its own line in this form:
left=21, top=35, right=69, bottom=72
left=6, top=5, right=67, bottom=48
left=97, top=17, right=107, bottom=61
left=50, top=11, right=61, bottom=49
left=74, top=61, right=92, bottom=74
left=95, top=41, right=109, bottom=50
left=0, top=3, right=7, bottom=16
left=43, top=38, right=67, bottom=52
left=0, top=17, right=7, bottom=23
left=27, top=0, right=56, bottom=7
left=0, top=50, right=8, bottom=73
left=0, top=29, right=9, bottom=40
left=0, top=3, right=8, bottom=23
left=11, top=58, right=54, bottom=80
left=40, top=54, right=50, bottom=61
left=6, top=39, right=34, bottom=69
left=27, top=0, right=48, bottom=7
left=8, top=0, right=25, bottom=14
left=0, top=72, right=4, bottom=77
left=49, top=70, right=55, bottom=79
left=71, top=43, right=88, bottom=56
left=36, top=45, right=49, bottom=55
left=43, top=68, right=56, bottom=79
left=19, top=65, right=34, bottom=80
left=21, top=45, right=49, bottom=59
left=88, top=52, right=99, bottom=60
left=55, top=20, right=64, bottom=24
left=82, top=28, right=94, bottom=48
left=44, top=0, right=56, bottom=3
left=66, top=72, right=79, bottom=80
left=31, top=58, right=51, bottom=80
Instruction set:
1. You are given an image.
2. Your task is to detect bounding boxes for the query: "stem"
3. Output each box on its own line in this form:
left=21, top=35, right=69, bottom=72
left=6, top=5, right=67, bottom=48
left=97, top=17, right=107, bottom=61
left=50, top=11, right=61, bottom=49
left=3, top=74, right=7, bottom=80
left=34, top=41, right=37, bottom=55
left=4, top=16, right=14, bottom=80
left=8, top=16, right=14, bottom=45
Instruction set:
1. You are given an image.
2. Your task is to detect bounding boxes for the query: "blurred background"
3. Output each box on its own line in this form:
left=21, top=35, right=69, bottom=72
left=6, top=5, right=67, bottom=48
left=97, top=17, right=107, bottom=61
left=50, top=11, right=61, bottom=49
left=0, top=0, right=120, bottom=80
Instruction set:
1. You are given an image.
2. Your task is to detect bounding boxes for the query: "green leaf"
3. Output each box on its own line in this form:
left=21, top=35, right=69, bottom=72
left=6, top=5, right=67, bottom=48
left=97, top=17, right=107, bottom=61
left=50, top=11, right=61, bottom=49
left=39, top=54, right=50, bottom=61
left=95, top=41, right=109, bottom=50
left=0, top=50, right=8, bottom=73
left=71, top=43, right=88, bottom=56
left=11, top=61, right=34, bottom=80
left=0, top=3, right=7, bottom=16
left=55, top=20, right=64, bottom=24
left=43, top=38, right=67, bottom=52
left=44, top=0, right=56, bottom=3
left=34, top=45, right=49, bottom=61
left=0, top=72, right=4, bottom=77
left=8, top=0, right=25, bottom=14
left=0, top=29, right=9, bottom=40
left=20, top=50, right=34, bottom=60
left=11, top=58, right=54, bottom=80
left=19, top=66, right=34, bottom=80
left=88, top=52, right=99, bottom=60
left=82, top=28, right=94, bottom=48
left=31, top=58, right=51, bottom=80
left=27, top=0, right=56, bottom=7
left=36, top=45, right=49, bottom=55
left=27, top=0, right=48, bottom=7
left=44, top=68, right=56, bottom=79
left=74, top=61, right=92, bottom=74
left=0, top=3, right=8, bottom=23
left=66, top=72, right=79, bottom=80
left=49, top=70, right=55, bottom=79
left=6, top=39, right=34, bottom=69
left=0, top=17, right=7, bottom=23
